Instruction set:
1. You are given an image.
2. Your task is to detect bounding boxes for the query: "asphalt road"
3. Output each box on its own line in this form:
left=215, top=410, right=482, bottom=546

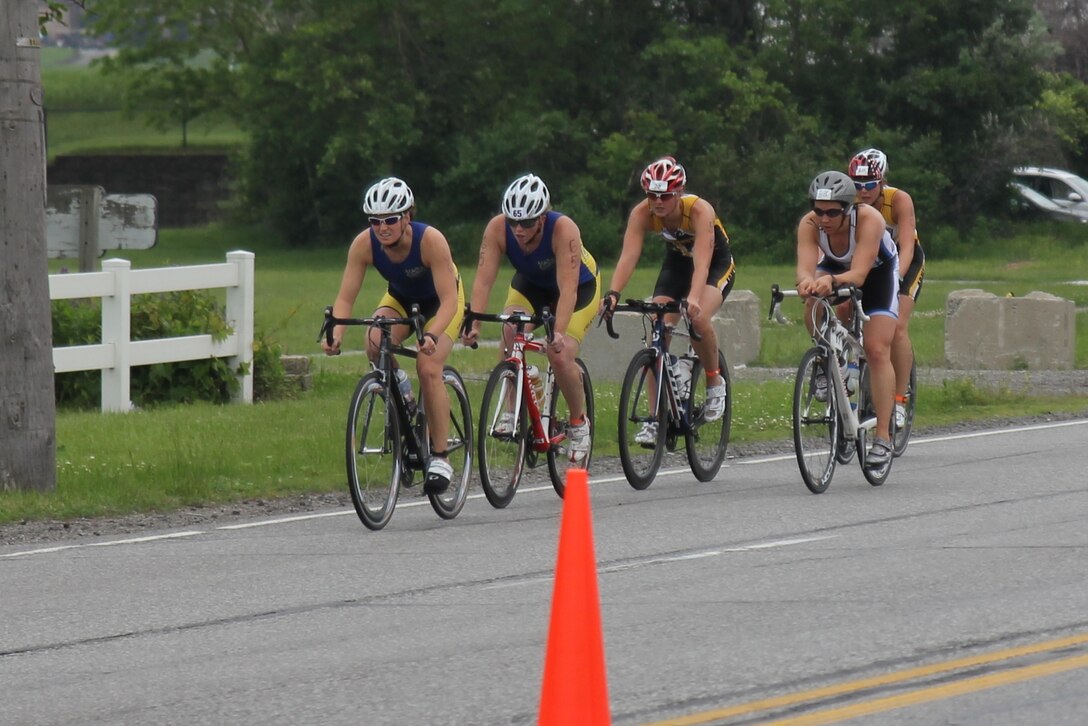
left=2, top=419, right=1087, bottom=725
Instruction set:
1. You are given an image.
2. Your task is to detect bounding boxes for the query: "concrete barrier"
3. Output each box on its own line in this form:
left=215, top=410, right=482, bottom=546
left=945, top=289, right=1075, bottom=370
left=580, top=290, right=761, bottom=383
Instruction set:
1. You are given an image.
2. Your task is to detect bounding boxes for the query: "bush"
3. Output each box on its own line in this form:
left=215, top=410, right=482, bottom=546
left=52, top=290, right=289, bottom=408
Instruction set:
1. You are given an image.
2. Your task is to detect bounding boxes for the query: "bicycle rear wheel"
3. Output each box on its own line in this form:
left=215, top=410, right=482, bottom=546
left=427, top=367, right=473, bottom=520
left=346, top=372, right=401, bottom=530
left=478, top=360, right=527, bottom=508
left=618, top=348, right=666, bottom=490
left=793, top=348, right=838, bottom=494
left=685, top=350, right=731, bottom=482
left=546, top=358, right=594, bottom=498
left=856, top=362, right=892, bottom=486
left=892, top=359, right=917, bottom=457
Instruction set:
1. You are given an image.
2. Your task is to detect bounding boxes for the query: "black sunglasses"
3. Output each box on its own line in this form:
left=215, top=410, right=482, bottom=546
left=811, top=205, right=845, bottom=219
left=368, top=215, right=403, bottom=227
left=506, top=216, right=540, bottom=229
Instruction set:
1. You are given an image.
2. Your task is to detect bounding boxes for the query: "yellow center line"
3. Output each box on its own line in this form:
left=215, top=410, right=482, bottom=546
left=643, top=631, right=1088, bottom=726
left=760, top=652, right=1088, bottom=726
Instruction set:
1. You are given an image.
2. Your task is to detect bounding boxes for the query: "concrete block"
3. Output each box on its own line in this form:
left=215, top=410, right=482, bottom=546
left=580, top=290, right=761, bottom=383
left=944, top=289, right=1075, bottom=370
left=281, top=354, right=313, bottom=390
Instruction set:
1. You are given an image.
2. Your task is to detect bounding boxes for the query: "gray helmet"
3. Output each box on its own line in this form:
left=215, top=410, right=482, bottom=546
left=362, top=177, right=414, bottom=215
left=808, top=170, right=856, bottom=205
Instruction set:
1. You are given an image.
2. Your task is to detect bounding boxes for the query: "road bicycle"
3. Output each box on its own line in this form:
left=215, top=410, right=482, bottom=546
left=319, top=306, right=473, bottom=530
left=768, top=283, right=893, bottom=493
left=893, top=353, right=917, bottom=458
left=463, top=307, right=594, bottom=507
left=603, top=299, right=731, bottom=490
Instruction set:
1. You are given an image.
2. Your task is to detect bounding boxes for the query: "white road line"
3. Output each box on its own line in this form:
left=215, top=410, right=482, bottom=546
left=3, top=419, right=1084, bottom=559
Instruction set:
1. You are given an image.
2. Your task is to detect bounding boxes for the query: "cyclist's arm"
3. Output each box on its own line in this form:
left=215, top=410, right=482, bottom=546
left=795, top=213, right=823, bottom=297
left=890, top=188, right=917, bottom=275
left=551, top=215, right=582, bottom=339
left=327, top=230, right=373, bottom=351
left=606, top=203, right=649, bottom=299
left=420, top=227, right=459, bottom=340
left=466, top=216, right=506, bottom=336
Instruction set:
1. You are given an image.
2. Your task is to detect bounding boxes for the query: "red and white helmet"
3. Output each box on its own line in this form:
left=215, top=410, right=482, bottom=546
left=848, top=148, right=888, bottom=181
left=640, top=156, right=687, bottom=194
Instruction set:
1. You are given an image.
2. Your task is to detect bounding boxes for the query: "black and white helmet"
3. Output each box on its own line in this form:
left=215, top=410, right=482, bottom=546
left=501, top=173, right=551, bottom=220
left=808, top=170, right=856, bottom=206
left=362, top=177, right=414, bottom=215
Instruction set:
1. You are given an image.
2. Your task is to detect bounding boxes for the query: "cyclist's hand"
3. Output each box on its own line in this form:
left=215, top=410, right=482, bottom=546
left=686, top=296, right=703, bottom=322
left=598, top=290, right=619, bottom=318
left=321, top=327, right=342, bottom=356
left=549, top=334, right=566, bottom=354
left=420, top=332, right=439, bottom=356
left=460, top=325, right=479, bottom=348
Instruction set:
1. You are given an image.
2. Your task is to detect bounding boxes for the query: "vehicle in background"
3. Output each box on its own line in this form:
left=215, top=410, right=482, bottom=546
left=1010, top=166, right=1088, bottom=223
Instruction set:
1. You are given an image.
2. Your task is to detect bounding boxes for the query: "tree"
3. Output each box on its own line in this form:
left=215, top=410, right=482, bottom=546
left=0, top=0, right=57, bottom=491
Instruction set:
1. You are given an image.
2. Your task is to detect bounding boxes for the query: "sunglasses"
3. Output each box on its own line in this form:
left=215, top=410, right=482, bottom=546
left=646, top=191, right=679, bottom=200
left=506, top=216, right=540, bottom=229
left=853, top=180, right=880, bottom=191
left=812, top=206, right=846, bottom=219
left=369, top=215, right=403, bottom=227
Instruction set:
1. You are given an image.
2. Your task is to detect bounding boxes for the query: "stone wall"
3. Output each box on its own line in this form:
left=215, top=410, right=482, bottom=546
left=47, top=154, right=231, bottom=228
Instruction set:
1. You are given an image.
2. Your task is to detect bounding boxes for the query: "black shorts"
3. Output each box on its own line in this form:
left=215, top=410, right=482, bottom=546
left=652, top=244, right=736, bottom=300
left=899, top=242, right=925, bottom=302
left=817, top=259, right=900, bottom=319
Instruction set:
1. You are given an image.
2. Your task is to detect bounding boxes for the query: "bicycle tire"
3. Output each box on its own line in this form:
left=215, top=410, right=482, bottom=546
left=618, top=348, right=666, bottom=490
left=685, top=350, right=731, bottom=482
left=793, top=348, right=838, bottom=494
left=346, top=372, right=401, bottom=530
left=427, top=367, right=473, bottom=520
left=545, top=358, right=594, bottom=498
left=857, top=361, right=892, bottom=486
left=478, top=360, right=527, bottom=508
left=892, top=359, right=917, bottom=457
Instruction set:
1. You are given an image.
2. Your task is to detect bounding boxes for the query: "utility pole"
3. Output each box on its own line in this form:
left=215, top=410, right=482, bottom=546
left=0, top=0, right=57, bottom=492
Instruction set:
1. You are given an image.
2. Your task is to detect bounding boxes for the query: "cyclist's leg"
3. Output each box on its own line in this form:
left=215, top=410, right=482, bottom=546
left=893, top=251, right=924, bottom=400
left=419, top=296, right=462, bottom=493
left=545, top=276, right=598, bottom=424
left=369, top=292, right=409, bottom=363
left=862, top=314, right=896, bottom=443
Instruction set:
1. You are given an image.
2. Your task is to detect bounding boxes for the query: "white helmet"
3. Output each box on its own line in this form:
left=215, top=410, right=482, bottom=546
left=501, top=173, right=550, bottom=220
left=362, top=177, right=414, bottom=215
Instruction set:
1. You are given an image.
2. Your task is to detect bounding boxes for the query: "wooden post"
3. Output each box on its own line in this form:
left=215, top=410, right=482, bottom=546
left=78, top=185, right=102, bottom=272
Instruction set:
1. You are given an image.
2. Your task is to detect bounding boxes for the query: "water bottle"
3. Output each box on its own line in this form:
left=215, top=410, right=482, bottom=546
left=527, top=364, right=545, bottom=403
left=845, top=360, right=859, bottom=396
left=395, top=368, right=416, bottom=414
left=673, top=355, right=693, bottom=400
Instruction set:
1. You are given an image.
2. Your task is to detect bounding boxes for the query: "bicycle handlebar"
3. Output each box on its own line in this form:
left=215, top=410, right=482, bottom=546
left=318, top=304, right=426, bottom=353
left=601, top=298, right=702, bottom=343
left=462, top=304, right=555, bottom=344
left=767, top=283, right=869, bottom=323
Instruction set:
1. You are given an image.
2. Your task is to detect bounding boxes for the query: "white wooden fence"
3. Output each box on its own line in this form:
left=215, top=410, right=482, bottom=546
left=49, top=251, right=255, bottom=412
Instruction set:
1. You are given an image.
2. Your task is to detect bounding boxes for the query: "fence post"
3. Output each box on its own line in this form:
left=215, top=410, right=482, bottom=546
left=78, top=185, right=102, bottom=272
left=226, top=250, right=255, bottom=403
left=100, top=258, right=132, bottom=412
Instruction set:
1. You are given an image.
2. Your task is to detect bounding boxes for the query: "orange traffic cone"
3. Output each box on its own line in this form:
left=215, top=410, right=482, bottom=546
left=538, top=468, right=611, bottom=725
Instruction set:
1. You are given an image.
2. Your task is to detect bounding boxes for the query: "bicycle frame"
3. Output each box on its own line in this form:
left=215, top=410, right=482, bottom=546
left=465, top=309, right=563, bottom=454
left=770, top=284, right=874, bottom=441
left=605, top=299, right=701, bottom=431
left=320, top=305, right=429, bottom=466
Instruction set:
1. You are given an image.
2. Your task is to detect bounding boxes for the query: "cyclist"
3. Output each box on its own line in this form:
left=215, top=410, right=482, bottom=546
left=849, top=148, right=925, bottom=430
left=322, top=176, right=465, bottom=495
left=796, top=170, right=899, bottom=468
left=461, top=173, right=600, bottom=464
left=599, top=156, right=736, bottom=443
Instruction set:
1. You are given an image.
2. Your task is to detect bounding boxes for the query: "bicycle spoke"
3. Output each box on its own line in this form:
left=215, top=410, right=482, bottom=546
left=793, top=348, right=837, bottom=494
left=686, top=350, right=731, bottom=482
left=346, top=375, right=400, bottom=530
left=478, top=361, right=527, bottom=508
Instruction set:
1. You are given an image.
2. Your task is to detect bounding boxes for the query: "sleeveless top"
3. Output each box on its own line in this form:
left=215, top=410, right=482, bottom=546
left=648, top=194, right=730, bottom=257
left=877, top=186, right=920, bottom=246
left=817, top=207, right=898, bottom=269
left=370, top=221, right=438, bottom=300
left=504, top=210, right=597, bottom=290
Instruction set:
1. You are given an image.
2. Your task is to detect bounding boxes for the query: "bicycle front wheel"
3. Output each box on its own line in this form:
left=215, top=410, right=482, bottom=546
left=685, top=350, right=731, bottom=482
left=346, top=372, right=401, bottom=530
left=478, top=360, right=527, bottom=508
left=618, top=348, right=666, bottom=490
left=793, top=348, right=838, bottom=494
left=546, top=358, right=594, bottom=498
left=892, top=359, right=917, bottom=458
left=427, top=366, right=473, bottom=520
